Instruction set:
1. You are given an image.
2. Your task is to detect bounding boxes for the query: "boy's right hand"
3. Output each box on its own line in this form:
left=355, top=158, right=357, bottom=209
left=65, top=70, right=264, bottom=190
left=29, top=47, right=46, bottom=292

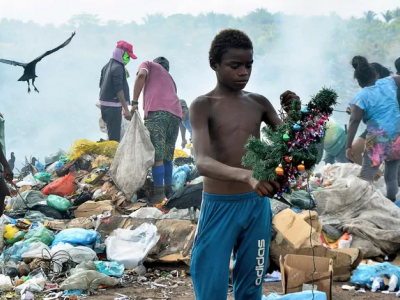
left=248, top=176, right=280, bottom=198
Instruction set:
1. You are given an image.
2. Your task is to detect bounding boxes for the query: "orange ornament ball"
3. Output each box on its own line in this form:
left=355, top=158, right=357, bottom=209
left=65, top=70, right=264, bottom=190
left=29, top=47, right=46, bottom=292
left=276, top=166, right=284, bottom=176
left=297, top=163, right=305, bottom=172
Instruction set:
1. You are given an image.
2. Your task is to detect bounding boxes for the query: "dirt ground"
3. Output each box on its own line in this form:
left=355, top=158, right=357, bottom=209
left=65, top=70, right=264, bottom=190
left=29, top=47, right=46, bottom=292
left=94, top=279, right=394, bottom=300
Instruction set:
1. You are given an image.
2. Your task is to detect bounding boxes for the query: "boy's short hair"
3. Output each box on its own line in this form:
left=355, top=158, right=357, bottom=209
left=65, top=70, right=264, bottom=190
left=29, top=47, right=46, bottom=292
left=209, top=29, right=253, bottom=64
left=395, top=57, right=400, bottom=73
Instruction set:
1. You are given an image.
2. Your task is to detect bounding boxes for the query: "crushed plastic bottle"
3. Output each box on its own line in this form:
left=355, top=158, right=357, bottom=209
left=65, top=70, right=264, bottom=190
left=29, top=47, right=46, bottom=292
left=371, top=277, right=384, bottom=292
left=389, top=275, right=399, bottom=292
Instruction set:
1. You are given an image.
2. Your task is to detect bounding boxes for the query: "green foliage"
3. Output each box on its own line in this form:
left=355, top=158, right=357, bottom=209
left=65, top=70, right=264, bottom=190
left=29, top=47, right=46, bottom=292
left=307, top=87, right=338, bottom=115
left=243, top=88, right=338, bottom=193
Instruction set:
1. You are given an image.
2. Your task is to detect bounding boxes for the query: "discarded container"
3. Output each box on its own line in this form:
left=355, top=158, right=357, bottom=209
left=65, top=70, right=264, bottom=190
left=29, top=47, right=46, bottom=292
left=371, top=277, right=384, bottom=292
left=389, top=275, right=399, bottom=292
left=338, top=234, right=353, bottom=249
left=94, top=261, right=124, bottom=277
left=105, top=223, right=160, bottom=269
left=47, top=195, right=72, bottom=212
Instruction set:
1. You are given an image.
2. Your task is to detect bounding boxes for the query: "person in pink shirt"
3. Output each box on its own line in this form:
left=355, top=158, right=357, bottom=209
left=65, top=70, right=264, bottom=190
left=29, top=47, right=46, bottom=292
left=131, top=57, right=182, bottom=203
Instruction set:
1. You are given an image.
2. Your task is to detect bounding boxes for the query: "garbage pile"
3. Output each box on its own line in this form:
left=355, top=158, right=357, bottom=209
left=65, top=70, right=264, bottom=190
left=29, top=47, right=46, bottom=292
left=6, top=135, right=400, bottom=298
left=0, top=138, right=201, bottom=298
left=268, top=162, right=400, bottom=297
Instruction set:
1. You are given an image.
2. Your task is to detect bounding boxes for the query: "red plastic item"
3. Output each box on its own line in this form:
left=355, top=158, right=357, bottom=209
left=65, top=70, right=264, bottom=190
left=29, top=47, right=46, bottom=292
left=42, top=173, right=76, bottom=197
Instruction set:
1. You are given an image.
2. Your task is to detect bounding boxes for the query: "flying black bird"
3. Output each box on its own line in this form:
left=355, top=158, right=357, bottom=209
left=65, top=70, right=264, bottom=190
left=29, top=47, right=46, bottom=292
left=0, top=32, right=76, bottom=93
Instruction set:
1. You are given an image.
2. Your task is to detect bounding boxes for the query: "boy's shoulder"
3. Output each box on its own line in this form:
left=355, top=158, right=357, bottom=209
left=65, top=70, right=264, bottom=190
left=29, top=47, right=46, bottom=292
left=191, top=90, right=272, bottom=114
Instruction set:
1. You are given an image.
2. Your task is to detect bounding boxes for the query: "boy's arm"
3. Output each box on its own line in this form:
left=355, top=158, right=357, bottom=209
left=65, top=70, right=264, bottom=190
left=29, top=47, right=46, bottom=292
left=191, top=97, right=278, bottom=197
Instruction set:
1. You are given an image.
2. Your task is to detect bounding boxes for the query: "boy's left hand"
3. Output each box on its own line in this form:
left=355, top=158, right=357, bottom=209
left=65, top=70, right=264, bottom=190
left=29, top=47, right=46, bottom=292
left=280, top=90, right=301, bottom=112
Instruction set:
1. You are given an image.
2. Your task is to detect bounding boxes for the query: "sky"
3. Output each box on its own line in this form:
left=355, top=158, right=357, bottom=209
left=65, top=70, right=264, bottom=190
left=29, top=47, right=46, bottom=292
left=1, top=0, right=399, bottom=25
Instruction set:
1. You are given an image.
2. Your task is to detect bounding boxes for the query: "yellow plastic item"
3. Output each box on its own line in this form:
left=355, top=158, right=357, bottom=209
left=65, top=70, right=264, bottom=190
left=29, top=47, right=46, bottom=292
left=66, top=139, right=119, bottom=160
left=174, top=149, right=189, bottom=159
left=4, top=224, right=19, bottom=240
left=186, top=143, right=192, bottom=149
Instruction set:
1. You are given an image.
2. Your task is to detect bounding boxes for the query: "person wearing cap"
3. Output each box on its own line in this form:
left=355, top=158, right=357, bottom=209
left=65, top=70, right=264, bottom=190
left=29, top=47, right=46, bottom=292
left=179, top=100, right=192, bottom=149
left=131, top=57, right=182, bottom=204
left=99, top=41, right=137, bottom=142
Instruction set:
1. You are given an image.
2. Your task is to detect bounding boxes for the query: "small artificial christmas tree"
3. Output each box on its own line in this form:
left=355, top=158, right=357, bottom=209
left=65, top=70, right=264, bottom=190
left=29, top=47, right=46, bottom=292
left=242, top=88, right=338, bottom=195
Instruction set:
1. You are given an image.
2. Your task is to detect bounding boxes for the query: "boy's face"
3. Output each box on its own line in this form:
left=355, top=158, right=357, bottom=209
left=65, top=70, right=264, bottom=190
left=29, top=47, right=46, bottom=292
left=214, top=48, right=253, bottom=91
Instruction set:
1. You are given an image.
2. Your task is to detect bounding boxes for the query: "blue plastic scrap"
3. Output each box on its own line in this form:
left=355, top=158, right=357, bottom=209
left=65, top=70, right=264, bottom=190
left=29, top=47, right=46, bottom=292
left=263, top=291, right=327, bottom=299
left=351, top=262, right=400, bottom=285
left=94, top=261, right=125, bottom=278
left=62, top=290, right=83, bottom=296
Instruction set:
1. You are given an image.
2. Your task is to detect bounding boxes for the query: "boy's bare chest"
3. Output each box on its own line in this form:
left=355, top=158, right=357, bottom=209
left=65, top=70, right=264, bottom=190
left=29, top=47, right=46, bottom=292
left=209, top=103, right=263, bottom=136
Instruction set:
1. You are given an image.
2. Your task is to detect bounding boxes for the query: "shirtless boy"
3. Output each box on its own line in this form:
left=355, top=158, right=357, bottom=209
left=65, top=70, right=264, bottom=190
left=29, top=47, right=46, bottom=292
left=190, top=29, right=300, bottom=300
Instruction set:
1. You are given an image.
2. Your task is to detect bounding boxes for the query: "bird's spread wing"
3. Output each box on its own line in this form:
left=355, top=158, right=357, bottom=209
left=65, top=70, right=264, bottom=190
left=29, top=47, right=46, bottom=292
left=0, top=59, right=26, bottom=67
left=32, top=31, right=76, bottom=63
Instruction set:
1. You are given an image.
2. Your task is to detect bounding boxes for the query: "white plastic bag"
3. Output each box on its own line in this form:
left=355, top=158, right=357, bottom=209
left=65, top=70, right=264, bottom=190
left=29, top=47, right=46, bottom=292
left=16, top=174, right=44, bottom=187
left=110, top=111, right=155, bottom=200
left=106, top=223, right=160, bottom=269
left=129, top=207, right=164, bottom=219
left=22, top=242, right=50, bottom=259
left=0, top=275, right=13, bottom=292
left=15, top=278, right=45, bottom=293
left=51, top=242, right=97, bottom=263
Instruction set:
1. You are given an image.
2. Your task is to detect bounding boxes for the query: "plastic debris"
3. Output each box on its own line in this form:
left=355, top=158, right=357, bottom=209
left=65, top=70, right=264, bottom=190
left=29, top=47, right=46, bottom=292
left=95, top=261, right=124, bottom=277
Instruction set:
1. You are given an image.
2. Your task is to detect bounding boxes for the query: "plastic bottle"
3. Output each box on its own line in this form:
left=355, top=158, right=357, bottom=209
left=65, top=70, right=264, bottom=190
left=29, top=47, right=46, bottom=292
left=338, top=234, right=353, bottom=249
left=371, top=277, right=384, bottom=292
left=389, top=275, right=399, bottom=292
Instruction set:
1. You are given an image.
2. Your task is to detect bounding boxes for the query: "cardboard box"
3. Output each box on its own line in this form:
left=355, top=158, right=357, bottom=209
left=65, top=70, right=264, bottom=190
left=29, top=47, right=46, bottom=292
left=270, top=237, right=363, bottom=282
left=273, top=209, right=321, bottom=249
left=75, top=200, right=118, bottom=218
left=280, top=254, right=333, bottom=300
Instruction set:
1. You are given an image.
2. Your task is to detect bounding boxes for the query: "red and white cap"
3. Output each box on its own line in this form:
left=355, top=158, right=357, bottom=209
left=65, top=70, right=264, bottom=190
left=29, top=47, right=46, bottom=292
left=116, top=41, right=137, bottom=59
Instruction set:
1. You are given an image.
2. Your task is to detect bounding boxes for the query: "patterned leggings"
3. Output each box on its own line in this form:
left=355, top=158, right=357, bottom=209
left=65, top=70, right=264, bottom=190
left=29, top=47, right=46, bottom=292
left=145, top=111, right=181, bottom=162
